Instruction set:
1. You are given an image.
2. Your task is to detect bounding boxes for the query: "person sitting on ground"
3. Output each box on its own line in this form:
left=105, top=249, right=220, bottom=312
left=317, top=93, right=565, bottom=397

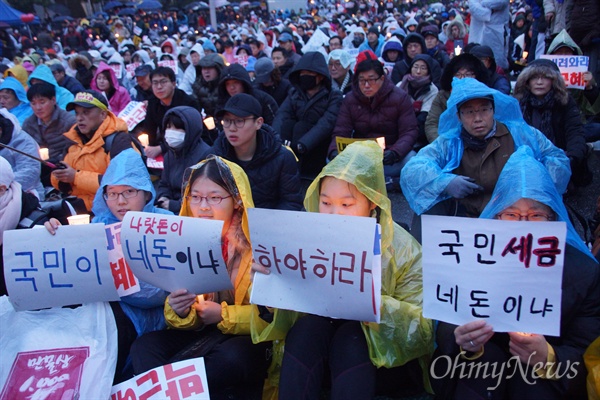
left=28, top=64, right=74, bottom=110
left=91, top=62, right=132, bottom=115
left=0, top=77, right=33, bottom=125
left=327, top=49, right=355, bottom=96
left=211, top=93, right=303, bottom=211
left=49, top=63, right=85, bottom=96
left=252, top=57, right=292, bottom=107
left=431, top=146, right=600, bottom=400
left=469, top=44, right=511, bottom=95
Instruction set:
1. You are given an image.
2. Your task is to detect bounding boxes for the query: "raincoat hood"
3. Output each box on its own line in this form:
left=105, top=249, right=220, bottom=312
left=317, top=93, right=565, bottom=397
left=202, top=39, right=217, bottom=53
left=28, top=64, right=74, bottom=110
left=3, top=66, right=28, bottom=89
left=547, top=29, right=582, bottom=56
left=410, top=54, right=435, bottom=76
left=0, top=77, right=29, bottom=104
left=92, top=148, right=171, bottom=224
left=289, top=51, right=332, bottom=90
left=402, top=33, right=426, bottom=60
left=304, top=141, right=392, bottom=249
left=381, top=36, right=404, bottom=62
left=162, top=106, right=205, bottom=156
left=480, top=146, right=595, bottom=261
left=218, top=63, right=254, bottom=97
left=91, top=62, right=123, bottom=92
left=180, top=155, right=254, bottom=242
left=132, top=49, right=152, bottom=64
left=189, top=43, right=205, bottom=63
left=160, top=38, right=179, bottom=56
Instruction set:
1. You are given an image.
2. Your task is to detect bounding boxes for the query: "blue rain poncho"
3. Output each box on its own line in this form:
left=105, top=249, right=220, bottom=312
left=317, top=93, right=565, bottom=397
left=400, top=77, right=571, bottom=215
left=0, top=77, right=33, bottom=125
left=480, top=146, right=596, bottom=261
left=91, top=148, right=172, bottom=336
left=28, top=64, right=74, bottom=111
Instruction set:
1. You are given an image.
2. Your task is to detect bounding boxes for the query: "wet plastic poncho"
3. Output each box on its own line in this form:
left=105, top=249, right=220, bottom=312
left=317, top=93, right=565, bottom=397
left=164, top=156, right=257, bottom=335
left=27, top=65, right=74, bottom=111
left=91, top=148, right=172, bottom=336
left=480, top=146, right=596, bottom=261
left=400, top=78, right=571, bottom=215
left=0, top=77, right=33, bottom=125
left=251, top=141, right=434, bottom=396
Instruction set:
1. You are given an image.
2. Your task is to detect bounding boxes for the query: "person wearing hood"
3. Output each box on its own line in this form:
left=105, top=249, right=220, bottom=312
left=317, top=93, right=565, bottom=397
left=444, top=19, right=469, bottom=57
left=177, top=47, right=190, bottom=74
left=45, top=148, right=172, bottom=383
left=216, top=63, right=278, bottom=127
left=131, top=155, right=272, bottom=399
left=192, top=53, right=225, bottom=123
left=381, top=36, right=404, bottom=63
left=468, top=0, right=510, bottom=71
left=251, top=141, right=434, bottom=399
left=211, top=94, right=302, bottom=210
left=391, top=33, right=441, bottom=86
left=424, top=53, right=490, bottom=142
left=49, top=63, right=85, bottom=96
left=180, top=43, right=206, bottom=95
left=547, top=29, right=600, bottom=146
left=273, top=51, right=342, bottom=181
left=398, top=54, right=439, bottom=150
left=111, top=19, right=131, bottom=42
left=4, top=65, right=29, bottom=89
left=514, top=59, right=589, bottom=188
left=156, top=106, right=211, bottom=214
left=330, top=52, right=418, bottom=190
left=359, top=26, right=385, bottom=57
left=0, top=77, right=33, bottom=125
left=62, top=25, right=84, bottom=50
left=131, top=49, right=152, bottom=65
left=400, top=78, right=571, bottom=227
left=421, top=25, right=450, bottom=69
left=469, top=45, right=511, bottom=95
left=405, top=16, right=419, bottom=32
left=28, top=64, right=74, bottom=111
left=68, top=52, right=95, bottom=89
left=252, top=57, right=292, bottom=106
left=327, top=49, right=354, bottom=96
left=144, top=66, right=200, bottom=159
left=160, top=38, right=178, bottom=57
left=91, top=62, right=132, bottom=115
left=0, top=109, right=44, bottom=199
left=51, top=90, right=135, bottom=210
left=431, top=146, right=599, bottom=400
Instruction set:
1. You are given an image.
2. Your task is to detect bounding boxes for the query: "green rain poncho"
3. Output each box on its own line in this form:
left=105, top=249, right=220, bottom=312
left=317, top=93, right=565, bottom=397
left=251, top=141, right=434, bottom=396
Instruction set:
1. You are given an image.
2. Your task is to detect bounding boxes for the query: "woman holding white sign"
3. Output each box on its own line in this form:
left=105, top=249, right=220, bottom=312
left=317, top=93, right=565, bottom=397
left=130, top=156, right=271, bottom=399
left=431, top=146, right=600, bottom=399
left=251, top=141, right=434, bottom=399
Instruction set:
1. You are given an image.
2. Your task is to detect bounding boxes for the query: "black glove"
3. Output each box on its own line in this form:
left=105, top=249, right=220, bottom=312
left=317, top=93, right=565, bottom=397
left=383, top=150, right=398, bottom=165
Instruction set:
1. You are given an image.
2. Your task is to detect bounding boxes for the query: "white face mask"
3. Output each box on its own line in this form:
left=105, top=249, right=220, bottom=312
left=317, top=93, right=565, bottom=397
left=165, top=128, right=185, bottom=148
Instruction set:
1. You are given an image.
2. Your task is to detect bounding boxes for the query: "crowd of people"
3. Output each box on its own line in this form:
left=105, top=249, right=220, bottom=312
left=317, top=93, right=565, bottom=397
left=1, top=0, right=600, bottom=398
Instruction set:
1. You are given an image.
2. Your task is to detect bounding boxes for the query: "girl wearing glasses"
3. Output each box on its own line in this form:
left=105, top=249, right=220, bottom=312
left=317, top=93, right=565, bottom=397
left=252, top=141, right=433, bottom=399
left=130, top=155, right=271, bottom=399
left=45, top=148, right=173, bottom=383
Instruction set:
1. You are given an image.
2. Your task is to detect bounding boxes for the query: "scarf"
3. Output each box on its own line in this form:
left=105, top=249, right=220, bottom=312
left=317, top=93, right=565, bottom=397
left=522, top=90, right=555, bottom=142
left=400, top=74, right=431, bottom=99
left=0, top=182, right=23, bottom=246
left=461, top=126, right=490, bottom=151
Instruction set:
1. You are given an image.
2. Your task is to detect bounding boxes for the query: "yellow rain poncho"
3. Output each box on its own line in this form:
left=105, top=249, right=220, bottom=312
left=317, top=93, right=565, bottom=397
left=251, top=141, right=434, bottom=397
left=164, top=156, right=257, bottom=335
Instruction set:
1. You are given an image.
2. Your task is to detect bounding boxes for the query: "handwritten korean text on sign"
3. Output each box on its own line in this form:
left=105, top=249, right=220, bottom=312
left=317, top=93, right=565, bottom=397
left=422, top=215, right=565, bottom=336
left=540, top=55, right=589, bottom=89
left=121, top=212, right=232, bottom=294
left=106, top=222, right=140, bottom=297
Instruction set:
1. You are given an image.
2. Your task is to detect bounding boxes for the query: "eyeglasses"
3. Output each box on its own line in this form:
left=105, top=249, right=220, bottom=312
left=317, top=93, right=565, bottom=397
left=358, top=76, right=382, bottom=86
left=151, top=79, right=172, bottom=87
left=411, top=65, right=428, bottom=72
left=454, top=71, right=476, bottom=79
left=104, top=189, right=141, bottom=201
left=496, top=212, right=554, bottom=221
left=459, top=107, right=493, bottom=117
left=186, top=195, right=232, bottom=205
left=221, top=117, right=255, bottom=128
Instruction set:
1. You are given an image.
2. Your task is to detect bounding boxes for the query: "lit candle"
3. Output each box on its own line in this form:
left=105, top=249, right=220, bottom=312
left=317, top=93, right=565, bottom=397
left=522, top=51, right=528, bottom=60
left=454, top=45, right=462, bottom=56
left=138, top=134, right=149, bottom=147
left=67, top=214, right=90, bottom=225
left=39, top=148, right=49, bottom=160
left=204, top=117, right=216, bottom=131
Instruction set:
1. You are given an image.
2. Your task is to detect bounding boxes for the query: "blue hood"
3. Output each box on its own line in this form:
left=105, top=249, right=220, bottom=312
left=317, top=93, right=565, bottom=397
left=480, top=146, right=595, bottom=261
left=28, top=64, right=74, bottom=110
left=92, top=148, right=172, bottom=224
left=0, top=77, right=29, bottom=104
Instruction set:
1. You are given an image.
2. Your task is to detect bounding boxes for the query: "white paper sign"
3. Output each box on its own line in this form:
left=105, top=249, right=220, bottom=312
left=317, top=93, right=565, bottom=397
left=540, top=55, right=589, bottom=89
left=105, top=222, right=140, bottom=297
left=146, top=155, right=164, bottom=169
left=422, top=215, right=566, bottom=336
left=110, top=358, right=210, bottom=400
left=158, top=59, right=178, bottom=75
left=235, top=54, right=248, bottom=67
left=118, top=101, right=147, bottom=132
left=110, top=63, right=123, bottom=79
left=3, top=224, right=120, bottom=311
left=126, top=62, right=140, bottom=80
left=249, top=208, right=381, bottom=322
left=121, top=212, right=233, bottom=294
left=133, top=26, right=143, bottom=36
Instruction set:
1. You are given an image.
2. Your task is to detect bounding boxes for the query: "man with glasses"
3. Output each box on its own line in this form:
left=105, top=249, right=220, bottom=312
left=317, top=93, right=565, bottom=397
left=327, top=49, right=354, bottom=96
left=144, top=67, right=199, bottom=159
left=211, top=93, right=302, bottom=211
left=401, top=78, right=570, bottom=240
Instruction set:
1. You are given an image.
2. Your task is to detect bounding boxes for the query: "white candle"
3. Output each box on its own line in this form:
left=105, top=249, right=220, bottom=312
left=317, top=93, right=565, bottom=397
left=522, top=51, right=529, bottom=60
left=454, top=45, right=462, bottom=56
left=67, top=214, right=90, bottom=225
left=39, top=148, right=49, bottom=160
left=138, top=134, right=149, bottom=147
left=204, top=117, right=216, bottom=131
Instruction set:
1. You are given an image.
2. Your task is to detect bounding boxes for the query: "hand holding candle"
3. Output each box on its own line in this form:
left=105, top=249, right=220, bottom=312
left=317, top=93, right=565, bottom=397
left=138, top=133, right=149, bottom=147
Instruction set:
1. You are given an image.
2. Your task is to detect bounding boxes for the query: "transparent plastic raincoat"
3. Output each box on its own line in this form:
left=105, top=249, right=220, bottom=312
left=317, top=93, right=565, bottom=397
left=164, top=156, right=257, bottom=336
left=479, top=145, right=596, bottom=261
left=400, top=78, right=571, bottom=216
left=251, top=141, right=434, bottom=397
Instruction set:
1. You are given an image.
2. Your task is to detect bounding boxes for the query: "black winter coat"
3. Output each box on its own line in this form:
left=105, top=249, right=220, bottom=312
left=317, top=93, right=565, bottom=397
left=253, top=78, right=292, bottom=107
left=192, top=66, right=221, bottom=118
left=210, top=125, right=303, bottom=211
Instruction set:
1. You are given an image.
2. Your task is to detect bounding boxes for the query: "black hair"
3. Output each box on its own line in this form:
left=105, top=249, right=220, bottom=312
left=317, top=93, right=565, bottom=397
left=150, top=66, right=176, bottom=82
left=329, top=35, right=342, bottom=45
left=355, top=58, right=385, bottom=78
left=189, top=158, right=230, bottom=194
left=164, top=113, right=185, bottom=130
left=27, top=82, right=56, bottom=101
left=271, top=46, right=287, bottom=58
